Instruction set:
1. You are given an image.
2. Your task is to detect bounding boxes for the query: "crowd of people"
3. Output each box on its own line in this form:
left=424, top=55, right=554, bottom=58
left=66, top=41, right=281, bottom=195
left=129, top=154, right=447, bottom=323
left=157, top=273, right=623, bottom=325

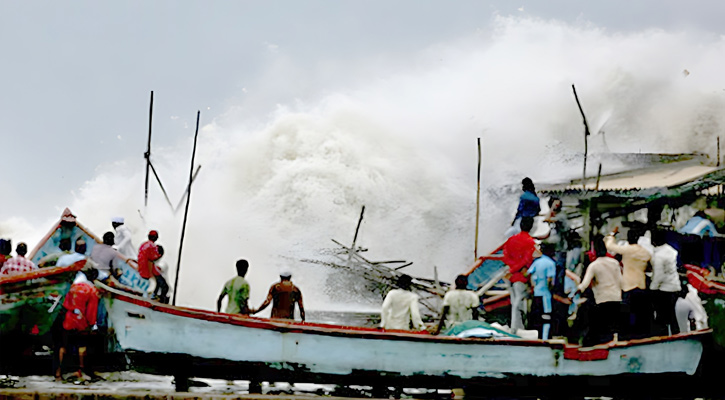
left=353, top=177, right=714, bottom=344
left=1, top=185, right=719, bottom=380
left=498, top=177, right=712, bottom=345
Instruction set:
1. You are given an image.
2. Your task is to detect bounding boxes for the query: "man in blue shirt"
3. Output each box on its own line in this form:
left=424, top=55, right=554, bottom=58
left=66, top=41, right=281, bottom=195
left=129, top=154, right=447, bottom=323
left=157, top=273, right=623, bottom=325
left=679, top=211, right=719, bottom=237
left=528, top=242, right=556, bottom=340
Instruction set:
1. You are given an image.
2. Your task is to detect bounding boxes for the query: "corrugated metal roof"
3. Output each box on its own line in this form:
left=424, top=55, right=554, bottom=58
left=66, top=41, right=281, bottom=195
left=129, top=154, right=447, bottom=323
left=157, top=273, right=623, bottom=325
left=541, top=162, right=724, bottom=193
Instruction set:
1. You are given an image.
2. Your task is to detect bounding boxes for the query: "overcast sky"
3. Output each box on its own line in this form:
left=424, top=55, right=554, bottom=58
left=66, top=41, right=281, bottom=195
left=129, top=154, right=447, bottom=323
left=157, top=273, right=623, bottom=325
left=2, top=0, right=724, bottom=224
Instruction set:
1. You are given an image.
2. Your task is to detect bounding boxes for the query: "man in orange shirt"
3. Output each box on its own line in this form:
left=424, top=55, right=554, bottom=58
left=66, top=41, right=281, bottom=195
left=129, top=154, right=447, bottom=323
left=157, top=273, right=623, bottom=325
left=502, top=216, right=536, bottom=334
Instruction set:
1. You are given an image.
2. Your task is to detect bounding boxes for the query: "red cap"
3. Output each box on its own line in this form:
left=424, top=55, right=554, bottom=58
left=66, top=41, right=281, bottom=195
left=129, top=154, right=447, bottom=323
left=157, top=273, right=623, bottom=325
left=149, top=230, right=158, bottom=237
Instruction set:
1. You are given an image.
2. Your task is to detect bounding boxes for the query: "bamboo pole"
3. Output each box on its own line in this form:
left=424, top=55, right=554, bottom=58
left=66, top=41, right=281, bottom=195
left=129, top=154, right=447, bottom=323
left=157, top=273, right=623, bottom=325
left=595, top=163, right=603, bottom=191
left=174, top=165, right=203, bottom=213
left=172, top=111, right=201, bottom=306
left=572, top=85, right=591, bottom=190
left=475, top=137, right=481, bottom=260
left=148, top=162, right=174, bottom=210
left=144, top=91, right=154, bottom=207
left=347, top=206, right=365, bottom=265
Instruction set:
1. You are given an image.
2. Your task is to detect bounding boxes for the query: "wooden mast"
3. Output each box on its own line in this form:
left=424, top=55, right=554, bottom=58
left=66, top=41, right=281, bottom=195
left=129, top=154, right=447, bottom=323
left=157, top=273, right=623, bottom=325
left=572, top=84, right=591, bottom=190
left=172, top=111, right=201, bottom=306
left=347, top=205, right=365, bottom=265
left=475, top=137, right=481, bottom=260
left=144, top=91, right=154, bottom=207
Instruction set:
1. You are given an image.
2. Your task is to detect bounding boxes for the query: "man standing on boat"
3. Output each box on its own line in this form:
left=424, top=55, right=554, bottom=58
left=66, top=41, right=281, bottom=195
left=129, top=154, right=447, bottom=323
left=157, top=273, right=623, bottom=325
left=111, top=217, right=136, bottom=260
left=252, top=270, right=305, bottom=321
left=542, top=196, right=572, bottom=336
left=502, top=216, right=536, bottom=334
left=90, top=232, right=119, bottom=281
left=137, top=230, right=165, bottom=298
left=650, top=230, right=681, bottom=335
left=604, top=227, right=651, bottom=339
left=505, top=177, right=541, bottom=238
left=217, top=259, right=251, bottom=314
left=434, top=275, right=480, bottom=334
left=380, top=274, right=425, bottom=331
left=528, top=243, right=556, bottom=340
left=576, top=236, right=623, bottom=345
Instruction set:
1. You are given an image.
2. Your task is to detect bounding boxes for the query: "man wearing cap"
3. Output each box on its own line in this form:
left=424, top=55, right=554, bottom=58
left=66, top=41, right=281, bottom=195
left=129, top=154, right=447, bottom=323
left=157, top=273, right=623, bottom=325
left=217, top=259, right=251, bottom=314
left=137, top=231, right=161, bottom=282
left=252, top=270, right=305, bottom=321
left=111, top=217, right=136, bottom=260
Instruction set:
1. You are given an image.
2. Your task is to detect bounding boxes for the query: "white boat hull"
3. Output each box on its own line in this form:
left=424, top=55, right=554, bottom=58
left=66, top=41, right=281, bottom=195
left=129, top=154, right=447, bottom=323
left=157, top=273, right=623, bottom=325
left=101, top=283, right=705, bottom=385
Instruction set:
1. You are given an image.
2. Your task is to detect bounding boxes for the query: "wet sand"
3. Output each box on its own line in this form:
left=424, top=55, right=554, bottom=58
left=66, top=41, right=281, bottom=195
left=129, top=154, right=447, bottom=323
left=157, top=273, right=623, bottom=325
left=0, top=371, right=453, bottom=400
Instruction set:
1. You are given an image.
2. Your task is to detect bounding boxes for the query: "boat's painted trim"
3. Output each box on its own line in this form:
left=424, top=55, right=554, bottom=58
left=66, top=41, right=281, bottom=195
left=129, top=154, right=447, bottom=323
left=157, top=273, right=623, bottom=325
left=0, top=261, right=85, bottom=288
left=100, top=281, right=710, bottom=351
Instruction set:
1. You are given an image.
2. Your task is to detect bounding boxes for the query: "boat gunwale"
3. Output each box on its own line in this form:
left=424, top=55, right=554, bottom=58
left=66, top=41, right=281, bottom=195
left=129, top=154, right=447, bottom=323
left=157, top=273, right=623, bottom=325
left=0, top=260, right=85, bottom=287
left=98, top=281, right=711, bottom=350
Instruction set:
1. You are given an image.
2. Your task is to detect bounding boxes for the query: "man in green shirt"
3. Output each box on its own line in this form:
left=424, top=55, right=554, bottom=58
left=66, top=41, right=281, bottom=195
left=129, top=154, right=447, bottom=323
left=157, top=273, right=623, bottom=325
left=217, top=259, right=251, bottom=314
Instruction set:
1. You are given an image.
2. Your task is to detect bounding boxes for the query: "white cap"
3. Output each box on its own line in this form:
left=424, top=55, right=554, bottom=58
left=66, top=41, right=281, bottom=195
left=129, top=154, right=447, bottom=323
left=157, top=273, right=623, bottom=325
left=112, top=217, right=124, bottom=223
left=279, top=269, right=292, bottom=278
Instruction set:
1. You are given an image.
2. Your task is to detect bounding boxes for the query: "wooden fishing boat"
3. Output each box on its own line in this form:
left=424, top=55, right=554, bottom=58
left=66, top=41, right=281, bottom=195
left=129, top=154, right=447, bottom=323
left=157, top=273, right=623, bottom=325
left=0, top=262, right=85, bottom=338
left=98, top=280, right=708, bottom=395
left=0, top=208, right=148, bottom=374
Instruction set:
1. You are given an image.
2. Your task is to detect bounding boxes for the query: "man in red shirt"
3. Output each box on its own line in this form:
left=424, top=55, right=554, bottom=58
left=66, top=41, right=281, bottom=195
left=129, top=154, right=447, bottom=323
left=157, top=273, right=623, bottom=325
left=502, top=216, right=536, bottom=334
left=137, top=230, right=161, bottom=281
left=56, top=268, right=99, bottom=381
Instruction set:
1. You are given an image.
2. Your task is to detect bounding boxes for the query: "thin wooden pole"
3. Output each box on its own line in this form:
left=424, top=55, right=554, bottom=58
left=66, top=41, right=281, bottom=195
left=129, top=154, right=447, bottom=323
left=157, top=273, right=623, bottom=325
left=348, top=206, right=365, bottom=265
left=718, top=137, right=720, bottom=167
left=144, top=91, right=154, bottom=207
left=572, top=85, right=590, bottom=190
left=475, top=137, right=481, bottom=260
left=172, top=111, right=201, bottom=306
left=148, top=162, right=174, bottom=210
left=174, top=165, right=202, bottom=213
left=595, top=163, right=603, bottom=191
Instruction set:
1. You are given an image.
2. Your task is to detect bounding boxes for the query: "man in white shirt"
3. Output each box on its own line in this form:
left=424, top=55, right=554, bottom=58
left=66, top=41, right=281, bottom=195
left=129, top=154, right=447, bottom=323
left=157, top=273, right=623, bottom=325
left=381, top=274, right=425, bottom=331
left=57, top=238, right=91, bottom=267
left=111, top=217, right=136, bottom=260
left=435, top=275, right=480, bottom=334
left=650, top=230, right=681, bottom=335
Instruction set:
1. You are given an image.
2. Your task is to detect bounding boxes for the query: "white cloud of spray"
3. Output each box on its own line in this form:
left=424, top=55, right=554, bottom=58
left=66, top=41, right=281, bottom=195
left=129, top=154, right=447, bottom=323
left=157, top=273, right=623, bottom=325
left=4, top=16, right=725, bottom=313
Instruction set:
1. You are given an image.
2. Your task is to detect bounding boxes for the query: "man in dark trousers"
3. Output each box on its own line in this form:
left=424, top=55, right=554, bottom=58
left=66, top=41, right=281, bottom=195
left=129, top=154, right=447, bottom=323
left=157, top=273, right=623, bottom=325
left=252, top=270, right=305, bottom=321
